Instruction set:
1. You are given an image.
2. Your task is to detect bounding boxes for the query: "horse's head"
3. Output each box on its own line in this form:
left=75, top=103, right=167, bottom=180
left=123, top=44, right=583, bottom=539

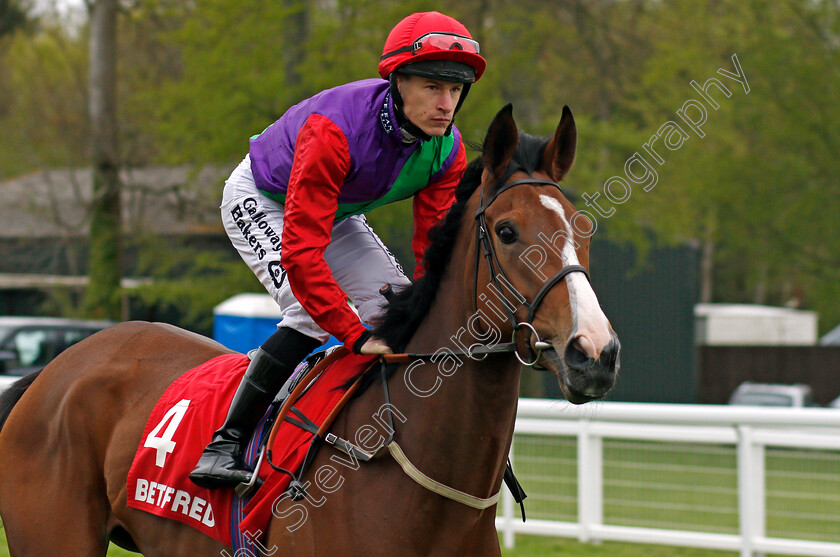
left=471, top=104, right=620, bottom=403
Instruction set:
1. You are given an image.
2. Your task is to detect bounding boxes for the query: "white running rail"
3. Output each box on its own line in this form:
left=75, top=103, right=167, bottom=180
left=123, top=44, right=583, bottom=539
left=496, top=399, right=840, bottom=557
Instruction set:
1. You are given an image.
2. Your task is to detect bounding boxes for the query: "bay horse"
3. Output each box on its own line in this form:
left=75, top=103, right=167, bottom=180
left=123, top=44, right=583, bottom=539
left=0, top=104, right=619, bottom=556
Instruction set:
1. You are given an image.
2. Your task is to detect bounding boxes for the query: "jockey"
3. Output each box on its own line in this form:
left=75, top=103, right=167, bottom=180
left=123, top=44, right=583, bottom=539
left=190, top=11, right=486, bottom=489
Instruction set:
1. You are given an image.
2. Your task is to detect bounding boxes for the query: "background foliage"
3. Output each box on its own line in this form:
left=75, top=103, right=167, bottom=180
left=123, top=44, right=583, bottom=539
left=1, top=0, right=838, bottom=333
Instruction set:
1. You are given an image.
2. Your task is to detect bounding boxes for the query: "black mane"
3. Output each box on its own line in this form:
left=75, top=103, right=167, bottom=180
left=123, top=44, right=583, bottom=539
left=370, top=157, right=481, bottom=352
left=371, top=132, right=549, bottom=352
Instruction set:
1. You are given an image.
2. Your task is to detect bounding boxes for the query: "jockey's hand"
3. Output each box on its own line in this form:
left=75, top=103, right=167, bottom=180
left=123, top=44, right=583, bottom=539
left=359, top=336, right=393, bottom=355
left=352, top=330, right=393, bottom=355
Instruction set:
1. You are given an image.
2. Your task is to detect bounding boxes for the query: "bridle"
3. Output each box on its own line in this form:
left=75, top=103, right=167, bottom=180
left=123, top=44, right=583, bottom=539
left=472, top=169, right=590, bottom=366
left=380, top=170, right=591, bottom=367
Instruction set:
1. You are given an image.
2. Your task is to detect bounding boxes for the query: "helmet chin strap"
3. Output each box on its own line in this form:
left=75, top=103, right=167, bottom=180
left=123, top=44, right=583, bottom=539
left=453, top=82, right=471, bottom=116
left=388, top=74, right=472, bottom=142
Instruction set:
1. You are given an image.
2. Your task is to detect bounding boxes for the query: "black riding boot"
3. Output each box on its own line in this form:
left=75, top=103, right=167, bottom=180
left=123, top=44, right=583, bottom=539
left=189, top=328, right=320, bottom=489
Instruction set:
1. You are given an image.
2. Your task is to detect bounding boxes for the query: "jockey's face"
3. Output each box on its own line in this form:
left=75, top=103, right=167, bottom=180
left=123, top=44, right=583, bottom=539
left=397, top=74, right=463, bottom=137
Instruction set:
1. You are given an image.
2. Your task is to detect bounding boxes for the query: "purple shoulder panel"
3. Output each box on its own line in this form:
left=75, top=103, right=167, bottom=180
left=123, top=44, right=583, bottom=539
left=248, top=79, right=412, bottom=203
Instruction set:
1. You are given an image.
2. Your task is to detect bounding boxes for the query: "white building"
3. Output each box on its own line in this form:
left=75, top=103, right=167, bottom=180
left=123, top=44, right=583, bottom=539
left=694, top=303, right=818, bottom=346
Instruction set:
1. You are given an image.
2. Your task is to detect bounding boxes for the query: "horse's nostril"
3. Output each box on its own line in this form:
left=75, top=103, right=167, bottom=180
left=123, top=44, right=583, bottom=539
left=564, top=335, right=621, bottom=374
left=564, top=339, right=590, bottom=370
left=601, top=337, right=621, bottom=371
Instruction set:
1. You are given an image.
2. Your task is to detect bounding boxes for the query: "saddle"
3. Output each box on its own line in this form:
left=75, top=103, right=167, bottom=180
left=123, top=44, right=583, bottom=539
left=236, top=345, right=375, bottom=499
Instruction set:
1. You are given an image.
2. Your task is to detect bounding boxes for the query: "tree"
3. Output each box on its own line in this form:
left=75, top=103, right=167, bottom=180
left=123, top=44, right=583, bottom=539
left=5, top=0, right=839, bottom=334
left=0, top=0, right=27, bottom=37
left=83, top=0, right=122, bottom=319
left=584, top=0, right=840, bottom=327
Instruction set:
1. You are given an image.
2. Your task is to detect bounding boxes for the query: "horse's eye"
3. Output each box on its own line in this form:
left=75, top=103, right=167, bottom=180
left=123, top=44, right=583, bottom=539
left=495, top=222, right=518, bottom=244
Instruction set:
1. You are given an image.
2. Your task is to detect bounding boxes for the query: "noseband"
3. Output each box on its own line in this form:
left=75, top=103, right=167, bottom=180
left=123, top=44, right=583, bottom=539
left=473, top=174, right=590, bottom=366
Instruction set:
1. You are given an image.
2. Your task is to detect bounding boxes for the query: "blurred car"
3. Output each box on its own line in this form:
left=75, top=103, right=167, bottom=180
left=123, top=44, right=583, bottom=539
left=0, top=317, right=114, bottom=388
left=728, top=381, right=819, bottom=407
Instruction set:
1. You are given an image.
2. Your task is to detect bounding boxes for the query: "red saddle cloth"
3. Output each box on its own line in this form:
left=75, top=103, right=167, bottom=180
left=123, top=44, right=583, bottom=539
left=127, top=350, right=376, bottom=546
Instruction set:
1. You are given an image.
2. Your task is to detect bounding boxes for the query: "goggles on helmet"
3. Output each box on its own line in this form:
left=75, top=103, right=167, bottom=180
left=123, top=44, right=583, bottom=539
left=381, top=32, right=480, bottom=61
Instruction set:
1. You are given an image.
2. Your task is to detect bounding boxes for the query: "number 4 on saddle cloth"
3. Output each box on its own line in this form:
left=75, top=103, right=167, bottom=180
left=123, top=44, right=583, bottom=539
left=126, top=347, right=377, bottom=550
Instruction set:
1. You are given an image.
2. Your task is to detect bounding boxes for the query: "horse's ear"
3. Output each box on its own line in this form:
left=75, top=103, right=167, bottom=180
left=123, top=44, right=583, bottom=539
left=483, top=104, right=519, bottom=180
left=542, top=105, right=577, bottom=181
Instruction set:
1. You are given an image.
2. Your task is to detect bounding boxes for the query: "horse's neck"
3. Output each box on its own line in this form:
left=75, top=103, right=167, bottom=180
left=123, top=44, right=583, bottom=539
left=388, top=266, right=522, bottom=497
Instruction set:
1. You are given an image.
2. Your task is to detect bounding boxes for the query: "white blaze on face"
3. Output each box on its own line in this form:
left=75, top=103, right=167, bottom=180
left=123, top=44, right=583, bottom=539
left=539, top=194, right=613, bottom=359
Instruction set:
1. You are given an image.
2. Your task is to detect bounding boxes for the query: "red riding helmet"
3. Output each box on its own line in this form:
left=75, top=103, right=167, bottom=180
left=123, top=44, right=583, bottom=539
left=378, top=11, right=486, bottom=83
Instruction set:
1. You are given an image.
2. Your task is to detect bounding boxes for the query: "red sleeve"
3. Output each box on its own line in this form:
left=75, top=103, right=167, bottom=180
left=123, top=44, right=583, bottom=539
left=281, top=114, right=368, bottom=348
left=411, top=140, right=466, bottom=279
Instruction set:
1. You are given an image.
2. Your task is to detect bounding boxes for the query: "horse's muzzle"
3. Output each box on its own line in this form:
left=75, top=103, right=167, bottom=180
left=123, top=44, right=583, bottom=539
left=559, top=334, right=621, bottom=404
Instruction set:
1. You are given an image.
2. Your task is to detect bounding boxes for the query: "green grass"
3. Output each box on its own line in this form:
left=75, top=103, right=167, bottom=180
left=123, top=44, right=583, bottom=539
left=500, top=535, right=736, bottom=556
left=765, top=447, right=840, bottom=541
left=507, top=436, right=739, bottom=529
left=107, top=545, right=136, bottom=557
